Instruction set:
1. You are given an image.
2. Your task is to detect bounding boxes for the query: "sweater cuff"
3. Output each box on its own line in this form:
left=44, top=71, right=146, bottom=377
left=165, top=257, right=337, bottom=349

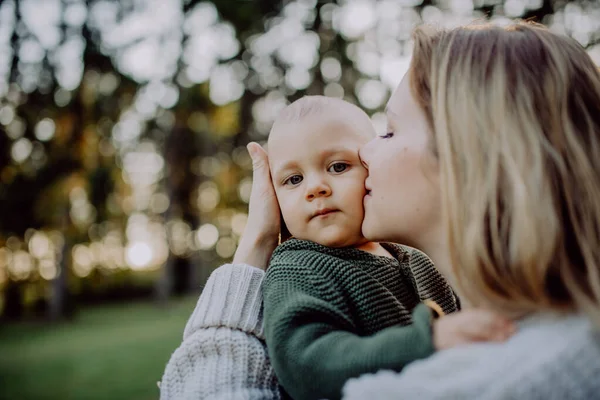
left=183, top=263, right=266, bottom=340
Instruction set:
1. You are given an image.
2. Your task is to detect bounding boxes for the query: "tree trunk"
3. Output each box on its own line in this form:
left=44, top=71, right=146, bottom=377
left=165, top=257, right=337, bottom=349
left=48, top=205, right=73, bottom=320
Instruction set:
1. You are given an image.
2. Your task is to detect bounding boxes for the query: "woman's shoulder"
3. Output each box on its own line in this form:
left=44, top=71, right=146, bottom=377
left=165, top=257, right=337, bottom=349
left=343, top=313, right=600, bottom=400
left=503, top=312, right=599, bottom=360
left=478, top=313, right=600, bottom=398
left=423, top=312, right=600, bottom=377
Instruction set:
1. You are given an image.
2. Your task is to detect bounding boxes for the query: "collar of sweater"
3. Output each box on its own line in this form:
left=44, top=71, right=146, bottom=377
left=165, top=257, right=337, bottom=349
left=273, top=238, right=408, bottom=267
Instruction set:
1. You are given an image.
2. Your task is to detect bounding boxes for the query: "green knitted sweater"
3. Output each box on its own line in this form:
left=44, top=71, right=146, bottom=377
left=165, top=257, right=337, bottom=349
left=264, top=238, right=458, bottom=400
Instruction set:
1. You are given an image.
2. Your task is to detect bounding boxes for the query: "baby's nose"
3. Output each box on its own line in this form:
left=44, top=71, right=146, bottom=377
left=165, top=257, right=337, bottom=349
left=306, top=180, right=331, bottom=200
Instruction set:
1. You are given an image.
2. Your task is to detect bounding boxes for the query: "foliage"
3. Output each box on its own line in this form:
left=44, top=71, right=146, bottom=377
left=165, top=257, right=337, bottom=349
left=0, top=0, right=599, bottom=319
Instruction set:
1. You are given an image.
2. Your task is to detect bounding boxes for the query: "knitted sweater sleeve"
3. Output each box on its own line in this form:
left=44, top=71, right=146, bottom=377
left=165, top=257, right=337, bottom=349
left=159, top=263, right=280, bottom=400
left=263, top=263, right=434, bottom=400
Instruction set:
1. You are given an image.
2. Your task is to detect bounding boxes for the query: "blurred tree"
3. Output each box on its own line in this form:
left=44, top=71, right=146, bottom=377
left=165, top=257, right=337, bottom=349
left=0, top=0, right=598, bottom=320
left=0, top=0, right=139, bottom=319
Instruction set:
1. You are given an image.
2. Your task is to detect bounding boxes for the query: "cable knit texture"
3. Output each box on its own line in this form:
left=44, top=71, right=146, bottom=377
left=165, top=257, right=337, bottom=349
left=264, top=239, right=458, bottom=400
left=159, top=262, right=600, bottom=400
left=342, top=313, right=600, bottom=400
left=160, top=263, right=281, bottom=400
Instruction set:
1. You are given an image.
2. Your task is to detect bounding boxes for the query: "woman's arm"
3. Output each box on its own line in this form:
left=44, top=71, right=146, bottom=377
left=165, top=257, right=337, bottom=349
left=160, top=143, right=282, bottom=399
left=160, top=263, right=280, bottom=400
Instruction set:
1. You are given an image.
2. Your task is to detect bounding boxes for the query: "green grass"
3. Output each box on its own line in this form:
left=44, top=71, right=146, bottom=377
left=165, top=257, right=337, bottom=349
left=0, top=296, right=198, bottom=400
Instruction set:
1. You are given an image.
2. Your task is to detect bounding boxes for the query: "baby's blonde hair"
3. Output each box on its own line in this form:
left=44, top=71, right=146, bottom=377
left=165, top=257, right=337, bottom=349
left=269, top=96, right=374, bottom=139
left=410, top=22, right=600, bottom=324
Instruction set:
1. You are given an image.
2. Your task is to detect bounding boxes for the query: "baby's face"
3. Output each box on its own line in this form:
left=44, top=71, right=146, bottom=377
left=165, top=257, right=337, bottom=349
left=268, top=114, right=374, bottom=247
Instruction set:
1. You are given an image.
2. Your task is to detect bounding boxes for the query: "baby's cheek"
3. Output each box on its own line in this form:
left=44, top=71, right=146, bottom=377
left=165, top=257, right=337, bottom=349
left=278, top=203, right=295, bottom=229
left=351, top=182, right=368, bottom=203
left=282, top=202, right=308, bottom=236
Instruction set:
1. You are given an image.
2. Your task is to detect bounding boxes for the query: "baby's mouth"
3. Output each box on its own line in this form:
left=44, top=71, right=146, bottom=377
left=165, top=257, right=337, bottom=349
left=312, top=208, right=338, bottom=219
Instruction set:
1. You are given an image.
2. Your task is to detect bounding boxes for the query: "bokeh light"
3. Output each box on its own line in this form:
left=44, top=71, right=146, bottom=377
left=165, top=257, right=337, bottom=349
left=196, top=224, right=219, bottom=250
left=0, top=0, right=598, bottom=328
left=126, top=242, right=153, bottom=270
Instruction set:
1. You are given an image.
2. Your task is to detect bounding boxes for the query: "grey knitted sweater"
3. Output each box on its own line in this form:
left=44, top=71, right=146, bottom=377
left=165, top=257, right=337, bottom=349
left=343, top=312, right=600, bottom=400
left=160, top=263, right=600, bottom=400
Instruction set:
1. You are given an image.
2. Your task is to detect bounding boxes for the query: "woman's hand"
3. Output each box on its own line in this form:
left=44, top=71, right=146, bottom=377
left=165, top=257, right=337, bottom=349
left=232, top=142, right=281, bottom=270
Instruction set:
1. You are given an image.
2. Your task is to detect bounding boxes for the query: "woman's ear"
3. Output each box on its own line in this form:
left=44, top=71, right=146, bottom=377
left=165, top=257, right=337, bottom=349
left=279, top=214, right=292, bottom=243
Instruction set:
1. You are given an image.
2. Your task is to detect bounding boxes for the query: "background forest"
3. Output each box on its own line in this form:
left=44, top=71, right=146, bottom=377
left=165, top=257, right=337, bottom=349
left=0, top=0, right=598, bottom=399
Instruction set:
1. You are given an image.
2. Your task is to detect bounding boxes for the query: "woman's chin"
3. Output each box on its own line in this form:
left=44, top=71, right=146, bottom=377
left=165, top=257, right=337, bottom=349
left=361, top=218, right=379, bottom=242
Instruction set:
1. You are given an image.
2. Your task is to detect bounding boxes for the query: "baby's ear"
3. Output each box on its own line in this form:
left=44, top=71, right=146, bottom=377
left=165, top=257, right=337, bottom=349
left=280, top=214, right=292, bottom=243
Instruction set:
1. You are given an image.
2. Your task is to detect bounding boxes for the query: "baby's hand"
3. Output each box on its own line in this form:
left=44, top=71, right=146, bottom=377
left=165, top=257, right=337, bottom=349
left=432, top=309, right=516, bottom=350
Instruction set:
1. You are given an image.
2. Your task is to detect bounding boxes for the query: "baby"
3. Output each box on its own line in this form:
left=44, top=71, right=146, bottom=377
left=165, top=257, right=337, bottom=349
left=263, top=96, right=504, bottom=400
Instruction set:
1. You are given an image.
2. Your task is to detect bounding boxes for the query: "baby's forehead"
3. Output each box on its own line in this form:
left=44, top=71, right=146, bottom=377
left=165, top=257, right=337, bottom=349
left=270, top=96, right=373, bottom=134
left=267, top=118, right=368, bottom=161
left=268, top=118, right=368, bottom=172
left=269, top=110, right=373, bottom=143
left=277, top=95, right=363, bottom=121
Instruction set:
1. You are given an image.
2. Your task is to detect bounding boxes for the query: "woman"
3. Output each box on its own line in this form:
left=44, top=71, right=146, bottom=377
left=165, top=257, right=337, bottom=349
left=160, top=21, right=600, bottom=399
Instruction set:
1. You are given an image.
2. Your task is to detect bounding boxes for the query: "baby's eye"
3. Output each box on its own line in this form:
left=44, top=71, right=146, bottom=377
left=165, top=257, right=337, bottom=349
left=328, top=163, right=349, bottom=174
left=284, top=175, right=303, bottom=185
left=379, top=132, right=394, bottom=139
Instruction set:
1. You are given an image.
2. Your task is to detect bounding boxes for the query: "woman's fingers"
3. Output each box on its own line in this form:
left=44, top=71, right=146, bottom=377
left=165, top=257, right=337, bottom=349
left=247, top=143, right=280, bottom=230
left=232, top=143, right=281, bottom=269
left=248, top=142, right=268, bottom=182
left=248, top=143, right=277, bottom=205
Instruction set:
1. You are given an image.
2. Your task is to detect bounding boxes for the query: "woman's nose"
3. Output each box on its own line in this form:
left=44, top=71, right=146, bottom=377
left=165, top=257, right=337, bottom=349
left=359, top=139, right=373, bottom=170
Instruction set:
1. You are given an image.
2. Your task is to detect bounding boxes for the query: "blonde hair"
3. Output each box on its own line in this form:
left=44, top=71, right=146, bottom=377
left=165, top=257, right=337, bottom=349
left=269, top=95, right=374, bottom=138
left=410, top=22, right=600, bottom=324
